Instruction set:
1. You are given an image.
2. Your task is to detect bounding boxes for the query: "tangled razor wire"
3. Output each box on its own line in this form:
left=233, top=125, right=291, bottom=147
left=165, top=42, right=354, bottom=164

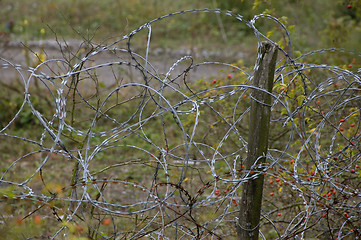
left=0, top=9, right=360, bottom=239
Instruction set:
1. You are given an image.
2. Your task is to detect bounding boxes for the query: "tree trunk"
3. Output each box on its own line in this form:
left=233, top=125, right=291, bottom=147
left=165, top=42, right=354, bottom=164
left=237, top=42, right=278, bottom=240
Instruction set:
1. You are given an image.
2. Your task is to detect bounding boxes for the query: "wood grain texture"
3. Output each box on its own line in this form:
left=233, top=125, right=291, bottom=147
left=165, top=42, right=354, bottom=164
left=237, top=42, right=278, bottom=240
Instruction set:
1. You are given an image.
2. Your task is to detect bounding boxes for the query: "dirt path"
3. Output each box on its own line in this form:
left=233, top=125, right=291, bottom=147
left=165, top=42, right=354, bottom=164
left=1, top=39, right=248, bottom=87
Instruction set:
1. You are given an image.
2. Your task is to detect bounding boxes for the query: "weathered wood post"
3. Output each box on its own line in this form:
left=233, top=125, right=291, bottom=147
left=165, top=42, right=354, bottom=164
left=237, top=42, right=278, bottom=240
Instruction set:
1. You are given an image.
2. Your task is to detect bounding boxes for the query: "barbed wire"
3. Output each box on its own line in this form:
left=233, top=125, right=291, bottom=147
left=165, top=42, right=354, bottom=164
left=0, top=8, right=360, bottom=239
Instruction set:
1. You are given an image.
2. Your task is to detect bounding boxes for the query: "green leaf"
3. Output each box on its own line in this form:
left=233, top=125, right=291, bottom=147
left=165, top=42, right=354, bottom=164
left=252, top=0, right=262, bottom=10
left=99, top=82, right=105, bottom=88
left=0, top=185, right=16, bottom=199
left=297, top=95, right=306, bottom=105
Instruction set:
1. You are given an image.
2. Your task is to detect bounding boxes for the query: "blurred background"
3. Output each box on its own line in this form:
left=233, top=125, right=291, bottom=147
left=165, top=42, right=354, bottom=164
left=0, top=0, right=360, bottom=52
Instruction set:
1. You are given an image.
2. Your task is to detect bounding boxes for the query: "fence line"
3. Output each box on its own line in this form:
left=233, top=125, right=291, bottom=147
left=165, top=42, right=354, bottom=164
left=0, top=8, right=360, bottom=239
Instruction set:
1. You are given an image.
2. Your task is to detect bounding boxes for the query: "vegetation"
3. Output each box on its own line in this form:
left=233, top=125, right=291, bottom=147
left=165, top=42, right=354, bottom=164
left=0, top=0, right=360, bottom=239
left=0, top=0, right=360, bottom=49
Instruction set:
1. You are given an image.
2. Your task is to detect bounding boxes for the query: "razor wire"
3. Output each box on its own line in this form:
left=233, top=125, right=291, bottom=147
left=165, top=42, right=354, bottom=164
left=0, top=8, right=360, bottom=239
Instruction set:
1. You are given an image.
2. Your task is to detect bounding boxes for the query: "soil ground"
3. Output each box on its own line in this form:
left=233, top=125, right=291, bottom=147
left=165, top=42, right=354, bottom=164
left=1, top=39, right=249, bottom=88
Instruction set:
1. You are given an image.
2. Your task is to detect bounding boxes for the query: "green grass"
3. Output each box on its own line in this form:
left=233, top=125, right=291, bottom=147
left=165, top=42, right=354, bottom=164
left=1, top=55, right=360, bottom=238
left=1, top=1, right=361, bottom=238
left=1, top=0, right=360, bottom=51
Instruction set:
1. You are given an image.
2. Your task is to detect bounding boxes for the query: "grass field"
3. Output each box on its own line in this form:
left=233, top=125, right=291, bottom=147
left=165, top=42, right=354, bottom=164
left=1, top=0, right=361, bottom=239
left=1, top=0, right=360, bottom=51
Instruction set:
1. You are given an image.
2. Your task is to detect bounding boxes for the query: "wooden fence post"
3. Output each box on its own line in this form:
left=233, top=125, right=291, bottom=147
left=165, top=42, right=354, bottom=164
left=237, top=42, right=278, bottom=240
